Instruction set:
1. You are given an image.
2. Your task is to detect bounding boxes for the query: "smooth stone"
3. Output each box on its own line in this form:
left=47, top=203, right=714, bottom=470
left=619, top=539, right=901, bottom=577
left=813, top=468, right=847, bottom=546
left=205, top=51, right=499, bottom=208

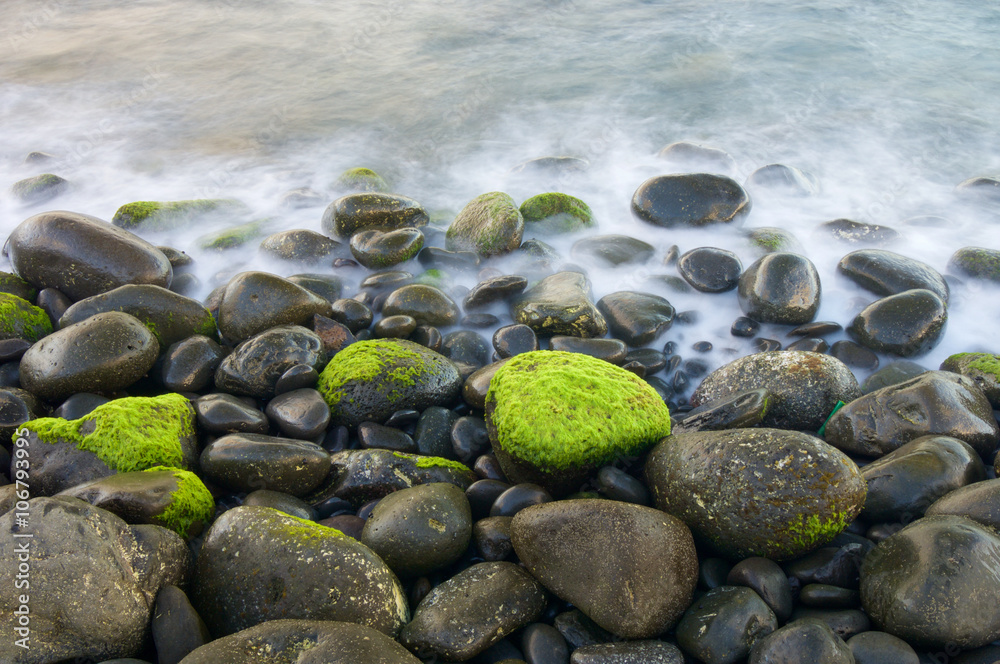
left=463, top=358, right=512, bottom=410
left=112, top=199, right=247, bottom=232
left=169, top=272, right=201, bottom=296
left=321, top=514, right=365, bottom=539
left=784, top=544, right=864, bottom=589
left=408, top=324, right=443, bottom=351
left=0, top=292, right=52, bottom=343
left=520, top=192, right=596, bottom=235
left=745, top=227, right=805, bottom=255
left=415, top=406, right=460, bottom=459
left=462, top=312, right=500, bottom=328
left=265, top=388, right=330, bottom=439
left=748, top=619, right=853, bottom=664
left=317, top=339, right=462, bottom=428
left=160, top=335, right=224, bottom=393
left=941, top=352, right=1000, bottom=408
left=215, top=325, right=326, bottom=400
left=474, top=515, right=514, bottom=561
left=360, top=270, right=413, bottom=292
left=275, top=364, right=319, bottom=395
left=417, top=248, right=480, bottom=274
left=745, top=163, right=820, bottom=195
left=570, top=234, right=654, bottom=267
left=323, top=192, right=428, bottom=239
left=358, top=421, right=417, bottom=452
left=657, top=141, right=737, bottom=173
left=570, top=641, right=684, bottom=664
left=678, top=247, right=742, bottom=293
left=451, top=415, right=490, bottom=464
left=399, top=562, right=548, bottom=661
left=217, top=271, right=333, bottom=343
left=838, top=249, right=949, bottom=303
left=848, top=289, right=947, bottom=357
left=286, top=273, right=345, bottom=303
left=726, top=557, right=794, bottom=622
left=824, top=371, right=1000, bottom=459
left=510, top=272, right=608, bottom=338
left=645, top=428, right=866, bottom=560
left=50, top=392, right=106, bottom=419
left=799, top=584, right=861, bottom=609
left=738, top=252, right=821, bottom=324
left=445, top=191, right=524, bottom=258
left=861, top=360, right=927, bottom=393
left=194, top=393, right=268, bottom=434
left=861, top=435, right=985, bottom=522
left=847, top=631, right=919, bottom=664
left=493, top=324, right=539, bottom=358
left=151, top=585, right=210, bottom=664
left=19, top=311, right=159, bottom=401
left=157, top=246, right=193, bottom=273
left=785, top=337, right=827, bottom=353
left=699, top=557, right=732, bottom=590
left=200, top=433, right=331, bottom=496
left=311, top=315, right=356, bottom=357
left=465, top=275, right=529, bottom=310
left=788, top=607, right=869, bottom=640
left=520, top=622, right=569, bottom=664
left=465, top=479, right=510, bottom=521
left=595, top=465, right=650, bottom=505
left=830, top=340, right=880, bottom=371
left=731, top=316, right=760, bottom=337
left=490, top=482, right=553, bottom=517
left=507, top=156, right=589, bottom=179
left=242, top=490, right=315, bottom=520
left=623, top=348, right=667, bottom=375
left=948, top=246, right=1000, bottom=282
left=860, top=515, right=1000, bottom=649
left=442, top=330, right=491, bottom=368
left=7, top=210, right=173, bottom=300
left=553, top=609, right=614, bottom=650
left=11, top=173, right=69, bottom=204
left=926, top=478, right=1000, bottom=530
left=675, top=585, right=778, bottom=664
left=192, top=506, right=409, bottom=637
left=787, top=321, right=841, bottom=337
left=817, top=218, right=902, bottom=245
left=596, top=291, right=675, bottom=346
left=361, top=482, right=472, bottom=577
left=549, top=336, right=628, bottom=364
left=674, top=388, right=771, bottom=433
left=631, top=173, right=751, bottom=228
left=350, top=228, right=425, bottom=269
left=375, top=314, right=418, bottom=338
left=258, top=229, right=341, bottom=263
left=336, top=166, right=390, bottom=193
left=690, top=351, right=862, bottom=431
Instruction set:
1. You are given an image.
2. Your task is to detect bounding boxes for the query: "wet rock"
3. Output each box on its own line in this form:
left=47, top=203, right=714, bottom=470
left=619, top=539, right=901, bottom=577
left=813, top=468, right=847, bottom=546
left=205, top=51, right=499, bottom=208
left=738, top=253, right=821, bottom=324
left=399, top=561, right=547, bottom=661
left=861, top=435, right=985, bottom=522
left=731, top=316, right=760, bottom=337
left=520, top=192, right=595, bottom=236
left=336, top=166, right=390, bottom=193
left=847, top=289, right=947, bottom=357
left=111, top=199, right=246, bottom=231
left=358, top=421, right=416, bottom=452
left=508, top=155, right=589, bottom=179
left=258, top=229, right=341, bottom=263
left=657, top=141, right=737, bottom=174
left=926, top=478, right=1000, bottom=531
left=192, top=505, right=409, bottom=637
left=414, top=406, right=459, bottom=458
left=490, top=482, right=552, bottom=517
left=675, top=585, right=778, bottom=664
left=0, top=271, right=38, bottom=301
left=817, top=218, right=902, bottom=245
left=861, top=515, right=1000, bottom=649
left=310, top=314, right=356, bottom=356
left=317, top=339, right=462, bottom=428
left=151, top=585, right=210, bottom=664
left=631, top=173, right=750, bottom=228
left=748, top=618, right=853, bottom=664
left=474, top=516, right=514, bottom=561
left=242, top=489, right=315, bottom=520
left=160, top=335, right=224, bottom=393
left=215, top=325, right=326, bottom=400
left=0, top=497, right=188, bottom=664
left=463, top=358, right=512, bottom=410
left=328, top=299, right=373, bottom=333
left=286, top=273, right=345, bottom=303
left=947, top=246, right=1000, bottom=282
left=485, top=351, right=671, bottom=494
left=375, top=314, right=418, bottom=339
left=382, top=284, right=460, bottom=327
left=520, top=623, right=569, bottom=664
left=745, top=227, right=805, bottom=255
left=677, top=247, right=742, bottom=293
left=0, top=387, right=44, bottom=442
left=194, top=393, right=268, bottom=434
left=570, top=641, right=684, bottom=664
left=275, top=364, right=320, bottom=394
left=838, top=249, right=949, bottom=302
left=549, top=336, right=628, bottom=363
left=570, top=234, right=654, bottom=267
left=830, top=340, right=880, bottom=371
left=690, top=351, right=861, bottom=431
left=596, top=291, right=675, bottom=346
left=10, top=173, right=69, bottom=204
left=861, top=360, right=927, bottom=393
left=941, top=352, right=1000, bottom=408
left=464, top=275, right=528, bottom=310
left=674, top=388, right=770, bottom=432
left=0, top=292, right=52, bottom=343
left=350, top=228, right=425, bottom=269
left=824, top=371, right=999, bottom=459
left=727, top=557, right=794, bottom=622
left=511, top=271, right=607, bottom=338
left=280, top=187, right=326, bottom=208
left=512, top=499, right=697, bottom=638
left=265, top=388, right=331, bottom=439
left=7, top=210, right=173, bottom=301
left=446, top=192, right=524, bottom=258
left=846, top=631, right=919, bottom=664
left=217, top=271, right=333, bottom=343
left=200, top=433, right=331, bottom=496
left=322, top=192, right=428, bottom=239
left=745, top=163, right=820, bottom=196
left=645, top=428, right=866, bottom=560
left=798, top=584, right=861, bottom=609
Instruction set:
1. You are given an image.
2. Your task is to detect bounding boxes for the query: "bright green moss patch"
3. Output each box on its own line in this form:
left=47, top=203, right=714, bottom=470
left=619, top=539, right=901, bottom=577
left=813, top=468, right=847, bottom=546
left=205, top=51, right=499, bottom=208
left=112, top=199, right=247, bottom=231
left=271, top=509, right=345, bottom=540
left=519, top=192, right=595, bottom=235
left=392, top=451, right=470, bottom=473
left=784, top=511, right=851, bottom=554
left=197, top=219, right=266, bottom=251
left=21, top=393, right=195, bottom=472
left=952, top=352, right=1000, bottom=377
left=145, top=466, right=215, bottom=539
left=336, top=167, right=389, bottom=193
left=486, top=350, right=672, bottom=472
left=317, top=339, right=426, bottom=411
left=0, top=292, right=52, bottom=342
left=446, top=191, right=524, bottom=257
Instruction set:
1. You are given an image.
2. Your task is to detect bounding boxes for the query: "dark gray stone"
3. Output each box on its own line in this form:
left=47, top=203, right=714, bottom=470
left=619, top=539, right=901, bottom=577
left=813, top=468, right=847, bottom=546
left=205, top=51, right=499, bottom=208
left=464, top=275, right=529, bottom=310
left=152, top=585, right=209, bottom=664
left=570, top=234, right=654, bottom=267
left=738, top=253, right=821, bottom=324
left=847, top=631, right=919, bottom=664
left=848, top=289, right=947, bottom=357
left=217, top=271, right=333, bottom=343
left=926, top=478, right=1000, bottom=531
left=350, top=228, right=425, bottom=269
left=727, top=557, right=794, bottom=622
left=382, top=284, right=460, bottom=327
left=570, top=641, right=684, bottom=664
left=678, top=247, right=742, bottom=293
left=674, top=388, right=771, bottom=432
left=214, top=325, right=326, bottom=400
left=194, top=393, right=269, bottom=435
left=160, top=335, right=224, bottom=393
left=200, top=433, right=330, bottom=496
left=323, top=192, right=428, bottom=239
left=817, top=218, right=901, bottom=246
left=258, top=229, right=341, bottom=263
left=596, top=291, right=675, bottom=346
left=675, top=585, right=778, bottom=664
left=631, top=173, right=750, bottom=228
left=748, top=618, right=853, bottom=664
left=838, top=249, right=949, bottom=302
left=264, top=388, right=330, bottom=439
left=947, top=246, right=1000, bottom=282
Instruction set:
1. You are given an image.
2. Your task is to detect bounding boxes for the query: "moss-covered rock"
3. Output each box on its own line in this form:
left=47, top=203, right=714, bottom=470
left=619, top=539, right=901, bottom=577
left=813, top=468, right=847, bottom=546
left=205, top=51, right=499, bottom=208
left=0, top=270, right=38, bottom=301
left=941, top=352, right=1000, bottom=408
left=519, top=192, right=595, bottom=235
left=317, top=339, right=462, bottom=428
left=111, top=199, right=247, bottom=231
left=947, top=246, right=1000, bottom=283
left=10, top=173, right=69, bottom=204
left=744, top=227, right=804, bottom=255
left=446, top=191, right=524, bottom=258
left=0, top=291, right=52, bottom=342
left=336, top=166, right=390, bottom=193
left=485, top=350, right=671, bottom=494
left=197, top=219, right=267, bottom=251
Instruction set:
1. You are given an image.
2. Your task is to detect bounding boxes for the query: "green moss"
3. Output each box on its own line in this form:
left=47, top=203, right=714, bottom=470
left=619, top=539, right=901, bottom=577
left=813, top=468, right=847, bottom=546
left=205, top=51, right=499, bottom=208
left=413, top=269, right=452, bottom=290
left=486, top=351, right=672, bottom=471
left=0, top=292, right=52, bottom=342
left=145, top=466, right=215, bottom=539
left=446, top=192, right=522, bottom=257
left=336, top=167, right=389, bottom=193
left=271, top=510, right=345, bottom=540
left=317, top=339, right=426, bottom=413
left=112, top=199, right=246, bottom=231
left=197, top=219, right=265, bottom=251
left=784, top=511, right=851, bottom=553
left=965, top=353, right=1000, bottom=377
left=11, top=173, right=68, bottom=202
left=519, top=192, right=595, bottom=235
left=0, top=272, right=37, bottom=302
left=951, top=248, right=1000, bottom=280
left=20, top=393, right=195, bottom=472
left=392, top=451, right=470, bottom=473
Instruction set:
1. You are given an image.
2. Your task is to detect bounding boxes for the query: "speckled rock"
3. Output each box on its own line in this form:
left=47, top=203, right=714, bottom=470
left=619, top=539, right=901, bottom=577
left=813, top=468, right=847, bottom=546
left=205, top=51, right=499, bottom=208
left=738, top=253, right=821, bottom=324
left=192, top=505, right=409, bottom=637
left=645, top=428, right=866, bottom=560
left=570, top=641, right=685, bottom=664
left=847, top=289, right=947, bottom=357
left=520, top=192, right=595, bottom=235
left=675, top=585, right=778, bottom=664
left=446, top=192, right=524, bottom=258
left=349, top=228, right=425, bottom=269
left=816, top=218, right=901, bottom=246
left=510, top=271, right=607, bottom=338
left=258, top=229, right=341, bottom=263
left=111, top=199, right=246, bottom=231
left=511, top=499, right=698, bottom=638
left=322, top=193, right=428, bottom=239
left=690, top=351, right=861, bottom=431
left=200, top=433, right=331, bottom=496
left=216, top=271, right=333, bottom=343
left=926, top=478, right=1000, bottom=531
left=940, top=352, right=1000, bottom=408
left=214, top=325, right=326, bottom=399
left=947, top=246, right=1000, bottom=282
left=678, top=247, right=743, bottom=293
left=596, top=291, right=675, bottom=346
left=631, top=174, right=750, bottom=228
left=837, top=249, right=949, bottom=303
left=748, top=618, right=853, bottom=664
left=382, top=284, right=460, bottom=327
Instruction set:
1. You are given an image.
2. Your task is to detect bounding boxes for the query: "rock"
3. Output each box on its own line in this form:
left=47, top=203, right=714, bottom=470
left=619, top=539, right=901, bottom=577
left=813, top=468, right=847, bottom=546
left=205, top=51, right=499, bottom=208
left=10, top=173, right=69, bottom=204
left=926, top=478, right=1000, bottom=531
left=861, top=360, right=927, bottom=393
left=200, top=433, right=331, bottom=496
left=7, top=210, right=173, bottom=300
left=744, top=227, right=804, bottom=255
left=111, top=199, right=246, bottom=231
left=446, top=192, right=524, bottom=257
left=215, top=325, right=326, bottom=400
left=830, top=340, right=880, bottom=371
left=0, top=497, right=188, bottom=663
left=194, top=393, right=268, bottom=434
left=382, top=284, right=460, bottom=327
left=596, top=291, right=675, bottom=346
left=192, top=506, right=408, bottom=637
left=748, top=618, right=854, bottom=664
left=570, top=641, right=685, bottom=664
left=265, top=388, right=331, bottom=439
left=860, top=435, right=985, bottom=523
left=361, top=482, right=472, bottom=577
left=738, top=253, right=821, bottom=324
left=955, top=175, right=1000, bottom=202
left=399, top=561, right=547, bottom=661
left=861, top=515, right=1000, bottom=649
left=17, top=393, right=198, bottom=495
left=520, top=192, right=595, bottom=235
left=816, top=218, right=902, bottom=245
left=56, top=466, right=214, bottom=539
left=0, top=387, right=44, bottom=442
left=837, top=249, right=949, bottom=303
left=745, top=164, right=820, bottom=196
left=350, top=228, right=425, bottom=268
left=940, top=352, right=1000, bottom=408
left=242, top=490, right=315, bottom=520
left=286, top=273, right=344, bottom=303
left=0, top=292, right=52, bottom=342
left=511, top=499, right=697, bottom=638
left=307, top=448, right=476, bottom=508
left=152, top=585, right=210, bottom=664
left=375, top=315, right=417, bottom=339
left=322, top=193, right=427, bottom=239
left=726, top=558, right=794, bottom=622
left=510, top=272, right=608, bottom=338
left=847, top=289, right=947, bottom=357
left=674, top=388, right=771, bottom=433
left=947, top=246, right=1000, bottom=282
left=178, top=619, right=421, bottom=664
left=678, top=247, right=742, bottom=293
left=317, top=339, right=462, bottom=428
left=160, top=335, right=224, bottom=393
left=846, top=631, right=919, bottom=664
left=675, top=585, right=778, bottom=664
left=823, top=371, right=1000, bottom=459
left=690, top=351, right=861, bottom=431
left=336, top=166, right=390, bottom=193
left=0, top=271, right=38, bottom=301
left=485, top=351, right=672, bottom=494
left=258, top=229, right=341, bottom=263
left=570, top=234, right=654, bottom=267
left=549, top=336, right=628, bottom=364
left=645, top=428, right=866, bottom=560
left=464, top=275, right=528, bottom=310
left=657, top=141, right=737, bottom=174
left=216, top=271, right=333, bottom=343
left=631, top=173, right=750, bottom=228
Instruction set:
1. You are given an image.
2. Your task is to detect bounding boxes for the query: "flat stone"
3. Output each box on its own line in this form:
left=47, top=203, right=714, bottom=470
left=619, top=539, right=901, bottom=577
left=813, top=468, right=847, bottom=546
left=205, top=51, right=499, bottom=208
left=631, top=174, right=750, bottom=228
left=510, top=272, right=607, bottom=338
left=848, top=289, right=947, bottom=357
left=838, top=249, right=949, bottom=302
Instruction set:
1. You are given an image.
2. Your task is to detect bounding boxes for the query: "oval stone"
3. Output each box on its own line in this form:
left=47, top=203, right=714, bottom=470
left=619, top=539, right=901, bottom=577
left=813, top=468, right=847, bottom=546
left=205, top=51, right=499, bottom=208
left=445, top=192, right=524, bottom=258
left=837, top=249, right=949, bottom=303
left=217, top=271, right=333, bottom=343
left=847, top=289, right=947, bottom=357
left=596, top=291, right=675, bottom=346
left=382, top=284, right=460, bottom=327
left=322, top=193, right=428, bottom=239
left=350, top=228, right=425, bottom=269
left=214, top=325, right=326, bottom=399
left=510, top=271, right=608, bottom=339
left=631, top=174, right=751, bottom=228
left=678, top=247, right=743, bottom=293
left=738, top=253, right=821, bottom=324
left=200, top=433, right=331, bottom=496
left=258, top=229, right=341, bottom=263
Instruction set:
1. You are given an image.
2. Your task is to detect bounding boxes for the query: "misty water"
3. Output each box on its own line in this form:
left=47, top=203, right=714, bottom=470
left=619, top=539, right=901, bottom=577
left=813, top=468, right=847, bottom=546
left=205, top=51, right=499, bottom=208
left=2, top=0, right=999, bottom=387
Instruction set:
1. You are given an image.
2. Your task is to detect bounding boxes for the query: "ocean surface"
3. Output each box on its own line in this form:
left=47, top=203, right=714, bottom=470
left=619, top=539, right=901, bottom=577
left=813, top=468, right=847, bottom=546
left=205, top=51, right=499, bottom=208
left=2, top=0, right=999, bottom=380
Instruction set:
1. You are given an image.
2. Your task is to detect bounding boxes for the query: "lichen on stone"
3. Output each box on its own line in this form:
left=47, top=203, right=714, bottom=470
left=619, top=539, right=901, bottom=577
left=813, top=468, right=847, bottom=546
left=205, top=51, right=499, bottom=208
left=317, top=339, right=426, bottom=411
left=519, top=192, right=595, bottom=234
left=145, top=465, right=215, bottom=539
left=392, top=451, right=470, bottom=473
left=112, top=199, right=246, bottom=231
left=0, top=292, right=52, bottom=342
left=336, top=167, right=389, bottom=193
left=783, top=510, right=851, bottom=554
